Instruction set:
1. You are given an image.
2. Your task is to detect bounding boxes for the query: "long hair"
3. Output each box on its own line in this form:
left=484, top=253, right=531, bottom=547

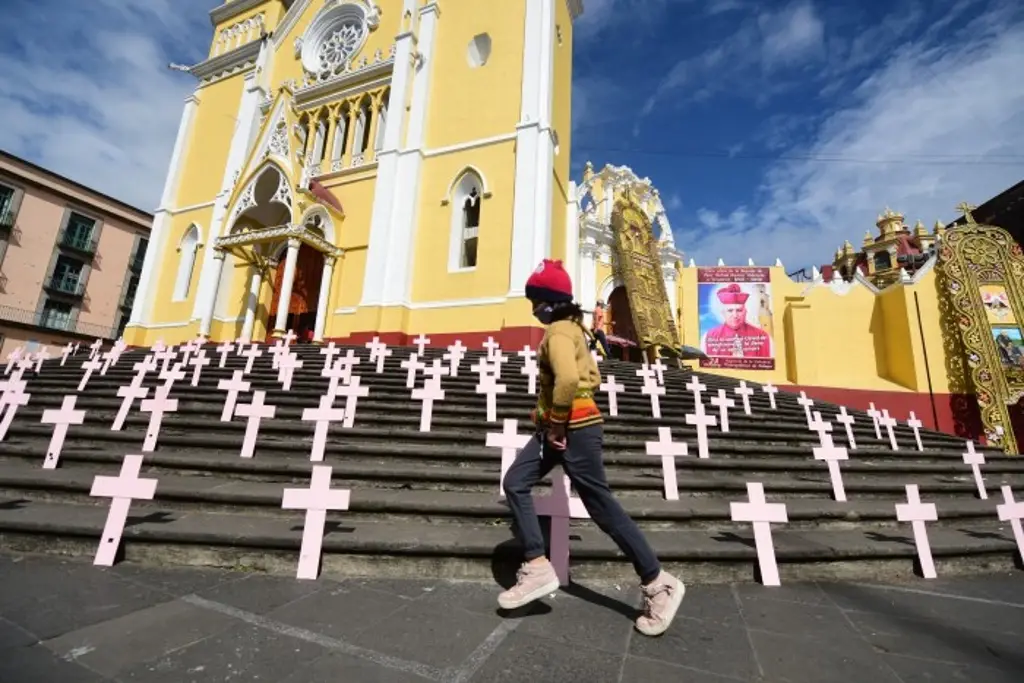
left=550, top=301, right=596, bottom=346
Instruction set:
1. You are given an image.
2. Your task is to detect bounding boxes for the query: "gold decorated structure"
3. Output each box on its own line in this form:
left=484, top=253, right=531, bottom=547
left=937, top=204, right=1024, bottom=453
left=609, top=190, right=679, bottom=358
left=832, top=207, right=944, bottom=288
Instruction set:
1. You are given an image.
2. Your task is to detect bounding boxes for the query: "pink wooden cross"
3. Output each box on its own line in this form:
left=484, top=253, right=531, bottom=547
left=865, top=402, right=883, bottom=439
left=731, top=482, right=788, bottom=586
left=422, top=358, right=448, bottom=386
left=140, top=384, right=178, bottom=452
left=470, top=357, right=498, bottom=381
left=78, top=357, right=103, bottom=392
left=72, top=342, right=81, bottom=356
left=179, top=340, right=195, bottom=369
left=282, top=465, right=351, bottom=580
left=60, top=343, right=73, bottom=367
left=486, top=419, right=531, bottom=495
left=112, top=374, right=149, bottom=431
left=4, top=347, right=23, bottom=375
left=412, top=373, right=445, bottom=432
left=734, top=380, right=754, bottom=415
left=14, top=357, right=33, bottom=379
left=710, top=389, right=735, bottom=433
left=402, top=353, right=425, bottom=389
left=444, top=340, right=467, bottom=376
left=811, top=426, right=849, bottom=502
left=685, top=400, right=717, bottom=459
left=335, top=376, right=369, bottom=428
left=277, top=352, right=303, bottom=391
left=641, top=378, right=665, bottom=419
left=364, top=336, right=386, bottom=361
left=158, top=364, right=187, bottom=391
left=302, top=395, right=347, bottom=461
left=599, top=375, right=624, bottom=416
left=218, top=370, right=251, bottom=422
left=189, top=349, right=211, bottom=387
left=807, top=410, right=833, bottom=444
left=282, top=329, right=298, bottom=346
left=685, top=375, right=707, bottom=404
left=322, top=359, right=355, bottom=398
left=152, top=339, right=166, bottom=353
left=40, top=395, right=86, bottom=469
left=997, top=485, right=1024, bottom=564
left=645, top=427, right=688, bottom=500
left=235, top=390, right=276, bottom=459
left=836, top=406, right=857, bottom=449
left=476, top=372, right=507, bottom=423
left=521, top=358, right=539, bottom=395
left=879, top=409, right=899, bottom=450
left=89, top=338, right=103, bottom=359
left=797, top=391, right=815, bottom=428
left=320, top=341, right=340, bottom=369
left=215, top=341, right=234, bottom=368
left=413, top=333, right=430, bottom=355
left=133, top=354, right=157, bottom=375
left=240, top=344, right=263, bottom=374
left=516, top=342, right=536, bottom=366
left=269, top=339, right=288, bottom=370
left=483, top=336, right=501, bottom=361
left=33, top=348, right=50, bottom=374
left=906, top=412, right=924, bottom=451
left=234, top=337, right=247, bottom=354
left=154, top=347, right=177, bottom=375
left=99, top=348, right=118, bottom=375
left=90, top=454, right=158, bottom=566
left=895, top=484, right=938, bottom=579
left=962, top=441, right=987, bottom=500
left=372, top=343, right=392, bottom=373
left=534, top=467, right=590, bottom=586
left=762, top=382, right=778, bottom=410
left=0, top=379, right=30, bottom=440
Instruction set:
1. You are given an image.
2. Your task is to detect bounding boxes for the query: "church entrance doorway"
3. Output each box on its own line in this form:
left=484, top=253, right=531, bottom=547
left=267, top=243, right=323, bottom=342
left=607, top=286, right=643, bottom=363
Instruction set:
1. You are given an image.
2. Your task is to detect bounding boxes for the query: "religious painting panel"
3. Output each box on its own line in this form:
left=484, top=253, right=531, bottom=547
left=697, top=266, right=775, bottom=370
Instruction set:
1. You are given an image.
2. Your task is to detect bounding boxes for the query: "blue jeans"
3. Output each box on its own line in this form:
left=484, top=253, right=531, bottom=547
left=502, top=425, right=662, bottom=584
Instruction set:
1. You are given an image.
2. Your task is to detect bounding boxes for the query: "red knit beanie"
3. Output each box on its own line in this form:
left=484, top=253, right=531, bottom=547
left=525, top=259, right=574, bottom=303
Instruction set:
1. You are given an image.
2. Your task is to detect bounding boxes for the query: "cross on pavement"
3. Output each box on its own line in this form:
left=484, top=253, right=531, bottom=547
left=865, top=402, right=883, bottom=439
left=154, top=347, right=177, bottom=375
left=218, top=370, right=251, bottom=422
left=189, top=349, right=211, bottom=387
left=302, top=394, right=347, bottom=461
left=320, top=341, right=340, bottom=369
left=645, top=426, right=688, bottom=500
left=90, top=454, right=159, bottom=566
left=372, top=343, right=392, bottom=373
left=730, top=482, right=788, bottom=586
left=685, top=375, right=706, bottom=403
left=282, top=329, right=298, bottom=346
left=402, top=353, right=425, bottom=389
left=89, top=338, right=103, bottom=359
left=879, top=409, right=899, bottom=450
left=895, top=484, right=939, bottom=579
left=636, top=364, right=657, bottom=386
left=60, top=343, right=73, bottom=367
left=0, top=379, right=30, bottom=440
left=641, top=377, right=665, bottom=419
left=807, top=410, right=833, bottom=444
left=240, top=344, right=263, bottom=374
left=158, top=364, right=187, bottom=391
left=78, top=357, right=103, bottom=392
left=762, top=382, right=778, bottom=410
left=482, top=336, right=501, bottom=361
left=710, top=389, right=735, bottom=433
left=997, top=485, right=1024, bottom=565
left=277, top=352, right=304, bottom=391
left=412, top=372, right=445, bottom=432
left=476, top=372, right=507, bottom=423
left=269, top=339, right=288, bottom=370
left=40, top=395, right=86, bottom=469
left=444, top=340, right=467, bottom=377
left=334, top=375, right=369, bottom=428
left=412, top=333, right=430, bottom=356
left=534, top=468, right=590, bottom=586
left=734, top=380, right=754, bottom=415
left=796, top=391, right=814, bottom=428
left=685, top=400, right=717, bottom=459
left=422, top=358, right=448, bottom=386
left=281, top=465, right=351, bottom=580
left=906, top=412, right=924, bottom=451
left=322, top=357, right=356, bottom=398
left=112, top=376, right=149, bottom=431
left=364, top=336, right=387, bottom=365
left=34, top=348, right=50, bottom=373
left=962, top=441, right=987, bottom=500
left=599, top=375, right=625, bottom=417
left=487, top=419, right=531, bottom=496
left=835, top=406, right=857, bottom=449
left=235, top=390, right=277, bottom=459
left=140, top=384, right=178, bottom=452
left=651, top=359, right=667, bottom=386
left=812, top=428, right=849, bottom=502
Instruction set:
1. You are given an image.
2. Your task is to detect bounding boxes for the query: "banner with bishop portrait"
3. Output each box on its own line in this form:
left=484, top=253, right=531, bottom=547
left=697, top=267, right=775, bottom=370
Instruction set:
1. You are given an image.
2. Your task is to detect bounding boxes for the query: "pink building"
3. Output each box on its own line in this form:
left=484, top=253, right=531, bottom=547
left=0, top=151, right=152, bottom=359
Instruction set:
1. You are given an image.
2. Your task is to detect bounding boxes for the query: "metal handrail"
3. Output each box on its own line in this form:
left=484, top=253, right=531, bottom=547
left=0, top=304, right=115, bottom=338
left=59, top=229, right=99, bottom=254
left=46, top=274, right=86, bottom=297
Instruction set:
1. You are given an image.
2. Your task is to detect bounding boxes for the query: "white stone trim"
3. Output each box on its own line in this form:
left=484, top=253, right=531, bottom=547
left=130, top=94, right=199, bottom=327
left=169, top=200, right=216, bottom=215
left=565, top=180, right=581, bottom=299
left=191, top=39, right=262, bottom=83
left=334, top=295, right=507, bottom=315
left=209, top=0, right=266, bottom=26
left=423, top=132, right=517, bottom=159
left=441, top=166, right=492, bottom=204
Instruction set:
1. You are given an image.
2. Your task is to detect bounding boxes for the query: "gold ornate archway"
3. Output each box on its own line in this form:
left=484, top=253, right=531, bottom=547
left=938, top=204, right=1024, bottom=454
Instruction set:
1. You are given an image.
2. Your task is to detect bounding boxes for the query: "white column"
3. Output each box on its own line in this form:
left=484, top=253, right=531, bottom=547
left=192, top=43, right=269, bottom=323
left=579, top=246, right=597, bottom=312
left=200, top=251, right=227, bottom=336
left=240, top=265, right=264, bottom=341
left=130, top=94, right=199, bottom=326
left=313, top=254, right=336, bottom=342
left=273, top=238, right=301, bottom=334
left=508, top=0, right=557, bottom=297
left=565, top=180, right=580, bottom=298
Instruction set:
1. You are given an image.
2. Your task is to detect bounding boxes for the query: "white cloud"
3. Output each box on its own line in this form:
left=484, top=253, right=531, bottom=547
left=683, top=5, right=1024, bottom=269
left=696, top=209, right=723, bottom=229
left=0, top=0, right=211, bottom=211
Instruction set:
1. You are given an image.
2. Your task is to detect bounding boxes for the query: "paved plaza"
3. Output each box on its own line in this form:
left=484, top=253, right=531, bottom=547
left=0, top=553, right=1022, bottom=682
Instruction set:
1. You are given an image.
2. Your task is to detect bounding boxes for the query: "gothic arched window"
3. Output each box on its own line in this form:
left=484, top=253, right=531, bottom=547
left=332, top=105, right=350, bottom=161
left=447, top=170, right=485, bottom=271
left=374, top=93, right=389, bottom=151
left=173, top=224, right=201, bottom=301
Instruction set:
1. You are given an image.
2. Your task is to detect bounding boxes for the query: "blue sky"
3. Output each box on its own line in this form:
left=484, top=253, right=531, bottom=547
left=1, top=0, right=1023, bottom=269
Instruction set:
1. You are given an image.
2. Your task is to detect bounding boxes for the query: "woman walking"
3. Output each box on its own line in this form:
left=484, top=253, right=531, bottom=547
left=498, top=259, right=684, bottom=637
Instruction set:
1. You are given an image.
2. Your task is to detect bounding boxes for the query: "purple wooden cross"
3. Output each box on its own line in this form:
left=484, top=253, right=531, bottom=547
left=895, top=484, right=938, bottom=579
left=962, top=441, right=988, bottom=500
left=269, top=339, right=287, bottom=370
left=685, top=399, right=716, bottom=459
left=235, top=390, right=277, bottom=459
left=534, top=467, right=589, bottom=586
left=302, top=395, right=347, bottom=461
left=189, top=349, right=211, bottom=387
left=218, top=370, right=251, bottom=422
left=730, top=482, right=788, bottom=586
left=78, top=357, right=103, bottom=392
left=4, top=347, right=23, bottom=375
left=158, top=364, right=187, bottom=392
left=599, top=375, right=624, bottom=417
left=140, top=384, right=178, bottom=452
left=645, top=427, right=688, bottom=500
left=0, top=379, right=30, bottom=440
left=401, top=353, right=425, bottom=389
left=152, top=339, right=166, bottom=353
left=807, top=410, right=833, bottom=444
left=487, top=419, right=531, bottom=495
left=90, top=454, right=158, bottom=566
left=635, top=363, right=657, bottom=386
left=322, top=358, right=355, bottom=397
left=40, top=395, right=86, bottom=469
left=997, top=485, right=1024, bottom=564
left=282, top=465, right=351, bottom=580
left=282, top=329, right=298, bottom=346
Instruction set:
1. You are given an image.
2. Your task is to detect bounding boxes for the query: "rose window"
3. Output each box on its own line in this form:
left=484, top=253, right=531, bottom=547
left=316, top=23, right=362, bottom=72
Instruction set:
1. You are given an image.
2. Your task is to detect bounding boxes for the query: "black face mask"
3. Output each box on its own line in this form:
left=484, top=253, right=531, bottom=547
left=533, top=303, right=555, bottom=325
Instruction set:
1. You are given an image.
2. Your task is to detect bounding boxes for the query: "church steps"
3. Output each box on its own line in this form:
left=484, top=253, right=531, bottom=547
left=0, top=499, right=1015, bottom=584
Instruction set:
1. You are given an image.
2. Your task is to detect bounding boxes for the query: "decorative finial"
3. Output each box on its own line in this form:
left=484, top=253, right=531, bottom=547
left=956, top=201, right=977, bottom=224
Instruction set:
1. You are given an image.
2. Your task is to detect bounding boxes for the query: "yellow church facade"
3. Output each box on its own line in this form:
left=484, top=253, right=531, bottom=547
left=125, top=0, right=582, bottom=350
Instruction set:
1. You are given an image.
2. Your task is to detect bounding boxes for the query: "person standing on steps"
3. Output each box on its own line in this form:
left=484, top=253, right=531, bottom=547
left=498, top=259, right=685, bottom=637
left=590, top=300, right=612, bottom=358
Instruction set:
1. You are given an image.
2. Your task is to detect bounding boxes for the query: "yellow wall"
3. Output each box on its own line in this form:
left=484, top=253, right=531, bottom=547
left=175, top=78, right=244, bottom=208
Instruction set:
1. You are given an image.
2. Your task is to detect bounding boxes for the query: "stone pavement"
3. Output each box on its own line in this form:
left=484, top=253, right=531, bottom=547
left=1, top=553, right=1022, bottom=682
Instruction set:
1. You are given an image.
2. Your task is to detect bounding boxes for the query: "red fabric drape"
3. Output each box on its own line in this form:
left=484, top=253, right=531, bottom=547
left=269, top=244, right=324, bottom=318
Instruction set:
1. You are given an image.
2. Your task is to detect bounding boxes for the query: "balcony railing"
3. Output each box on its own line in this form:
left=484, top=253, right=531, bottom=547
left=129, top=251, right=146, bottom=271
left=0, top=304, right=116, bottom=339
left=0, top=206, right=14, bottom=232
left=45, top=273, right=87, bottom=297
left=59, top=229, right=99, bottom=255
